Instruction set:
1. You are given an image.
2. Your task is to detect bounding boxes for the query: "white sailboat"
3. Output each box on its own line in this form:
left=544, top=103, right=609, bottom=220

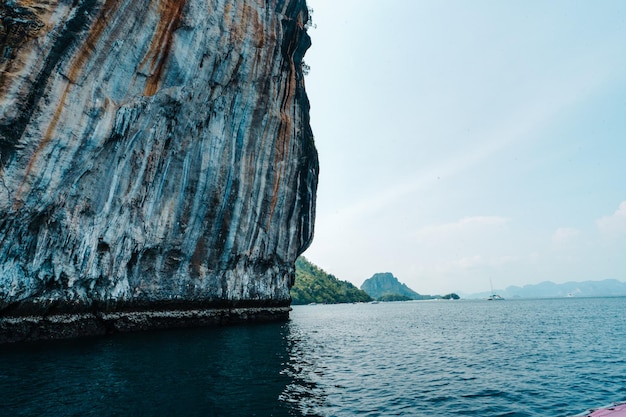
left=487, top=278, right=504, bottom=301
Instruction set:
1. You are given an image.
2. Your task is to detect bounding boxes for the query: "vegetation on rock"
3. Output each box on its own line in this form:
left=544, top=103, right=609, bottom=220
left=361, top=272, right=460, bottom=301
left=441, top=293, right=460, bottom=300
left=291, top=257, right=372, bottom=305
left=377, top=294, right=413, bottom=302
left=361, top=272, right=430, bottom=300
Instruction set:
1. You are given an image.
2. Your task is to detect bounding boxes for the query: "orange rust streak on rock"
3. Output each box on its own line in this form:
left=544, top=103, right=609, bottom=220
left=267, top=63, right=297, bottom=221
left=13, top=0, right=125, bottom=207
left=12, top=0, right=42, bottom=7
left=141, top=0, right=186, bottom=96
left=67, top=0, right=121, bottom=83
left=13, top=83, right=71, bottom=209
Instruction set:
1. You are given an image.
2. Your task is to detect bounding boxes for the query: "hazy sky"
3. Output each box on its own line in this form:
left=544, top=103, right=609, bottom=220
left=301, top=0, right=626, bottom=295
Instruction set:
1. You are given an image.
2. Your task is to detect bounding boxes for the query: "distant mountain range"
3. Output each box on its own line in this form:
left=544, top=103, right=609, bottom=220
left=463, top=279, right=626, bottom=299
left=360, top=273, right=458, bottom=301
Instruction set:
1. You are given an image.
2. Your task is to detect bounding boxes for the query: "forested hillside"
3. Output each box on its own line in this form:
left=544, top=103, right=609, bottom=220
left=291, top=257, right=372, bottom=304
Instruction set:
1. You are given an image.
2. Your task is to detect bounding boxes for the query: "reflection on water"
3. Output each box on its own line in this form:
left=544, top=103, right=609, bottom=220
left=0, top=321, right=307, bottom=417
left=282, top=321, right=328, bottom=416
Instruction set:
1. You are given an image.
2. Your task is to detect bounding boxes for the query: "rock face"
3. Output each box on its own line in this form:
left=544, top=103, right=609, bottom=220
left=0, top=0, right=317, bottom=342
left=360, top=273, right=424, bottom=300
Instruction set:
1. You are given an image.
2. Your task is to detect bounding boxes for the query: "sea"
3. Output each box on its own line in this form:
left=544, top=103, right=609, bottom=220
left=1, top=297, right=625, bottom=416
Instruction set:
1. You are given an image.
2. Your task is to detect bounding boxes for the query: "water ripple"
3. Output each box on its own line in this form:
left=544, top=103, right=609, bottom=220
left=1, top=298, right=624, bottom=416
left=282, top=298, right=626, bottom=416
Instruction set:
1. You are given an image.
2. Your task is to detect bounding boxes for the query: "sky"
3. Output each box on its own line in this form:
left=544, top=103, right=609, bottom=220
left=300, top=0, right=626, bottom=296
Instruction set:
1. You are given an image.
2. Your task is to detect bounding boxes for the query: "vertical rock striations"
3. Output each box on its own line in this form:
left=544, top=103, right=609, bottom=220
left=0, top=0, right=317, bottom=342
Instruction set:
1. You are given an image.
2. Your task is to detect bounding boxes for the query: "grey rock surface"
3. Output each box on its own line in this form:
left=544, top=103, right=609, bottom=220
left=0, top=0, right=317, bottom=341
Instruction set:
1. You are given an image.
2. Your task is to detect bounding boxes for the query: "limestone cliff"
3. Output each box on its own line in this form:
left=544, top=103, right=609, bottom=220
left=0, top=0, right=317, bottom=342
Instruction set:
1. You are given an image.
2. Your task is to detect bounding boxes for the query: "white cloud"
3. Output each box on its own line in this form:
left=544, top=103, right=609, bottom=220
left=409, top=217, right=515, bottom=286
left=414, top=216, right=509, bottom=241
left=552, top=227, right=581, bottom=245
left=596, top=201, right=626, bottom=236
left=453, top=254, right=519, bottom=270
left=456, top=255, right=484, bottom=269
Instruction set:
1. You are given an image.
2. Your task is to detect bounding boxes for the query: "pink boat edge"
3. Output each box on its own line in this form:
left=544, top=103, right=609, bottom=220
left=571, top=401, right=626, bottom=417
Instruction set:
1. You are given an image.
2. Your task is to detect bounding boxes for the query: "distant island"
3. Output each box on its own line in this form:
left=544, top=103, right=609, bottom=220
left=291, top=262, right=460, bottom=305
left=290, top=257, right=372, bottom=305
left=360, top=272, right=459, bottom=301
left=464, top=279, right=626, bottom=299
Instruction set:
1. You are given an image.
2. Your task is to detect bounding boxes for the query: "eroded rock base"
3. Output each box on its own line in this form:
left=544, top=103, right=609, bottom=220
left=0, top=306, right=291, bottom=344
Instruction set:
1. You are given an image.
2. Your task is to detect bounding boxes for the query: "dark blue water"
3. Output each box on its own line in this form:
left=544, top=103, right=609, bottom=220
left=1, top=298, right=625, bottom=416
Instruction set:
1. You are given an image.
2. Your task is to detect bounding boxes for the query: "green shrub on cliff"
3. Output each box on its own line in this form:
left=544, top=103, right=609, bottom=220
left=377, top=294, right=413, bottom=302
left=291, top=257, right=372, bottom=305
